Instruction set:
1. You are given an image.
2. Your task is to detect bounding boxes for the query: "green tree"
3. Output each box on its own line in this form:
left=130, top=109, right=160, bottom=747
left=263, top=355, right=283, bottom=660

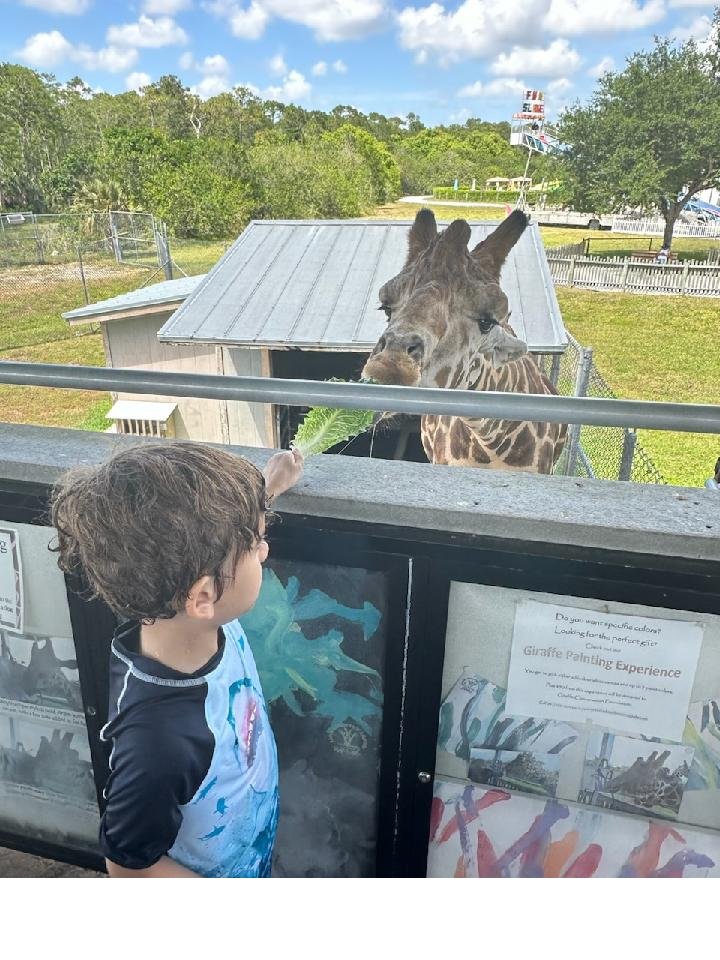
left=0, top=64, right=65, bottom=209
left=323, top=124, right=401, bottom=203
left=557, top=25, right=720, bottom=248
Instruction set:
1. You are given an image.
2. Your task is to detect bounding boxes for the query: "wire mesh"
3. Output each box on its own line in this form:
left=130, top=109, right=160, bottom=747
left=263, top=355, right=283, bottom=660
left=538, top=334, right=666, bottom=484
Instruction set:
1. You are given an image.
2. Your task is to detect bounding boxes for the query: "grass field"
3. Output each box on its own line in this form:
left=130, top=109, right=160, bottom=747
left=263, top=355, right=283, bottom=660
left=0, top=239, right=224, bottom=434
left=0, top=215, right=716, bottom=487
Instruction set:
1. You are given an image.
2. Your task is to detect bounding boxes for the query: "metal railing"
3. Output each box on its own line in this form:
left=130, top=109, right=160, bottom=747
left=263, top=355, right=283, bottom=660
left=1, top=361, right=719, bottom=436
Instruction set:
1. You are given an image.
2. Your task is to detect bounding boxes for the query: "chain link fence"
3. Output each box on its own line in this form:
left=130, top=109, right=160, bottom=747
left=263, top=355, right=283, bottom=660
left=537, top=334, right=665, bottom=484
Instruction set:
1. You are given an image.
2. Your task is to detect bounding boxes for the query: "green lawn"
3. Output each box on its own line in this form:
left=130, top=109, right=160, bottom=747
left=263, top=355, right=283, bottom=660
left=0, top=239, right=225, bottom=427
left=557, top=289, right=717, bottom=487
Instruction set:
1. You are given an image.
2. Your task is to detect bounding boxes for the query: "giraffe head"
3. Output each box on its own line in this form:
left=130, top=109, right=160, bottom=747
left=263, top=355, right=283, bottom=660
left=362, top=209, right=529, bottom=388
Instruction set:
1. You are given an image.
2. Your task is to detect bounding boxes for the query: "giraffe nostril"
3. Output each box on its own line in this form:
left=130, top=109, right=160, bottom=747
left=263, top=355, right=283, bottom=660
left=376, top=336, right=387, bottom=354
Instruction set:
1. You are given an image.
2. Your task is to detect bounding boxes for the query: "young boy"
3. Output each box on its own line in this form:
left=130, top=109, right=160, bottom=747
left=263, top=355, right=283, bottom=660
left=51, top=441, right=303, bottom=878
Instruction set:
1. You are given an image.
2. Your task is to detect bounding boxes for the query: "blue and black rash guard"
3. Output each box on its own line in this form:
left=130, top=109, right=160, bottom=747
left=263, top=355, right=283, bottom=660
left=99, top=619, right=278, bottom=878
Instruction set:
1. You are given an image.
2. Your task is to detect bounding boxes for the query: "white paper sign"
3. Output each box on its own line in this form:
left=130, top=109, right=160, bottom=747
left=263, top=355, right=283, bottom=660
left=506, top=600, right=703, bottom=741
left=0, top=527, right=23, bottom=633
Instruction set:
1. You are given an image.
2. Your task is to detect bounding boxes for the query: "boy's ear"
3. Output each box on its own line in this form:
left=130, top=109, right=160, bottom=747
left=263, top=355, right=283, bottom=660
left=184, top=574, right=217, bottom=620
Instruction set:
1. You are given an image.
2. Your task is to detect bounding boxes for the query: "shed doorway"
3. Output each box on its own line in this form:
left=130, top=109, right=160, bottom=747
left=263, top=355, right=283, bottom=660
left=269, top=349, right=428, bottom=463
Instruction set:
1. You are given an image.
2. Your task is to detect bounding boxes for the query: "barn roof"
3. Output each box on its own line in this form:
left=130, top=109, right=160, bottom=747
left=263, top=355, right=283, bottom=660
left=63, top=274, right=204, bottom=325
left=158, top=219, right=567, bottom=354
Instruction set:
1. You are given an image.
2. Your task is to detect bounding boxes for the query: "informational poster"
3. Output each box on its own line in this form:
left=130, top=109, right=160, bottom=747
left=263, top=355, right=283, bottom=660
left=0, top=527, right=23, bottom=633
left=506, top=600, right=703, bottom=741
left=0, top=522, right=99, bottom=850
left=436, top=581, right=720, bottom=842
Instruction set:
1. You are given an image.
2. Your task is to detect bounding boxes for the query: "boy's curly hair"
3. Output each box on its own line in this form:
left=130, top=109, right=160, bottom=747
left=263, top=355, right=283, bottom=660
left=50, top=441, right=266, bottom=621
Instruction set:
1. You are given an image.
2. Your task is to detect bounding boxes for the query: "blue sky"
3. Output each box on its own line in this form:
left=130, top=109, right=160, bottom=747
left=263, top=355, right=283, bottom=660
left=0, top=0, right=717, bottom=126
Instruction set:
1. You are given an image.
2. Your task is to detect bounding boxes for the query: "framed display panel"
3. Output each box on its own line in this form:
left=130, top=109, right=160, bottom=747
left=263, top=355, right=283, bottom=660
left=2, top=476, right=719, bottom=878
left=0, top=484, right=113, bottom=871
left=417, top=540, right=720, bottom=879
left=0, top=485, right=423, bottom=877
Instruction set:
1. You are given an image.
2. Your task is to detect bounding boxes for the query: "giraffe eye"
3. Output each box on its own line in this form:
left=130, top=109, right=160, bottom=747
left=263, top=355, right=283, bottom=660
left=378, top=303, right=392, bottom=320
left=476, top=316, right=497, bottom=333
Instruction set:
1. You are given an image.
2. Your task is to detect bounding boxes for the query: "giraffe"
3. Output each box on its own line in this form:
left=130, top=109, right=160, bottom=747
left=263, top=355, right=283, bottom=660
left=362, top=209, right=567, bottom=473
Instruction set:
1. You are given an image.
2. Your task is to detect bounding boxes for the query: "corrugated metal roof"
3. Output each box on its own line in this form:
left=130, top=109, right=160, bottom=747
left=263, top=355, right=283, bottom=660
left=63, top=274, right=204, bottom=323
left=157, top=219, right=567, bottom=353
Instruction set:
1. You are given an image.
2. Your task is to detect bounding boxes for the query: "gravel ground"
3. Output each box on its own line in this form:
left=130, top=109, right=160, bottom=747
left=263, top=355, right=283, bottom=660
left=0, top=846, right=103, bottom=878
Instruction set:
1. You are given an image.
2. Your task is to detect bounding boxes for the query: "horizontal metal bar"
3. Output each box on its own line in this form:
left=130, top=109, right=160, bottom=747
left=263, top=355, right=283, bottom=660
left=1, top=361, right=719, bottom=435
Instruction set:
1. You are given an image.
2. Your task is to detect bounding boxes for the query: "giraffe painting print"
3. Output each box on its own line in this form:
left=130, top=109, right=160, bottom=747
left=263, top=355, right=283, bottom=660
left=362, top=209, right=567, bottom=474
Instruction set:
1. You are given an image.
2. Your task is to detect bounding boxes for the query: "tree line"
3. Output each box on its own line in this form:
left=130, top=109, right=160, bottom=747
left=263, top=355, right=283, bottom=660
left=0, top=67, right=526, bottom=238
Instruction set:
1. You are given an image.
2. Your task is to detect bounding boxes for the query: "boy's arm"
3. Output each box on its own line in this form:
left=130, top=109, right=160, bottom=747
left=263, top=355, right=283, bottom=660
left=106, top=856, right=200, bottom=878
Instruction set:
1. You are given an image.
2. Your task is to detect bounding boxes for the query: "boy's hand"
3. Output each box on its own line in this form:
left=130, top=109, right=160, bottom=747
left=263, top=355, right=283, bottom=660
left=263, top=449, right=304, bottom=501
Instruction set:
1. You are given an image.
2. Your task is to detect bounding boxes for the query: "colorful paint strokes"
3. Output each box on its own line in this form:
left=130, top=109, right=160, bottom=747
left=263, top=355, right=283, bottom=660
left=438, top=672, right=578, bottom=764
left=427, top=778, right=719, bottom=878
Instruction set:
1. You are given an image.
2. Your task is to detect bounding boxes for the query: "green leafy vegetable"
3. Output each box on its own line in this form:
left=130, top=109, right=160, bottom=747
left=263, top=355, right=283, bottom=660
left=291, top=404, right=376, bottom=457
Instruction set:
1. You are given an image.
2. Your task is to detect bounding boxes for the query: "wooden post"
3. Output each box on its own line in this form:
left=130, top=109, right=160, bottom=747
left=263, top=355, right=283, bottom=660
left=568, top=256, right=576, bottom=286
left=680, top=261, right=690, bottom=296
left=620, top=258, right=629, bottom=292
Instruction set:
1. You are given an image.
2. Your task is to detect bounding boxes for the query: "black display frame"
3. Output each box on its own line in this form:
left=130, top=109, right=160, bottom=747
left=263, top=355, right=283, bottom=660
left=1, top=477, right=719, bottom=878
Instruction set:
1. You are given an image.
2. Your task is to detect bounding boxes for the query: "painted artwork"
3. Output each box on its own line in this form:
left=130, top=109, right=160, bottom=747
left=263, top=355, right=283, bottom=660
left=438, top=671, right=578, bottom=767
left=240, top=558, right=390, bottom=877
left=469, top=748, right=560, bottom=797
left=579, top=732, right=693, bottom=819
left=427, top=778, right=720, bottom=878
left=685, top=699, right=720, bottom=790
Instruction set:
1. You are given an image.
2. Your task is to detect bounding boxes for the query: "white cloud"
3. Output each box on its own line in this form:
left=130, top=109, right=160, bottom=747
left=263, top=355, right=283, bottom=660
left=669, top=0, right=716, bottom=6
left=21, top=0, right=90, bottom=12
left=268, top=53, right=287, bottom=75
left=181, top=52, right=232, bottom=98
left=491, top=39, right=581, bottom=77
left=17, top=30, right=139, bottom=72
left=311, top=60, right=328, bottom=76
left=543, top=0, right=665, bottom=34
left=457, top=76, right=525, bottom=98
left=332, top=58, right=348, bottom=73
left=125, top=71, right=152, bottom=91
left=671, top=14, right=713, bottom=41
left=17, top=30, right=73, bottom=68
left=547, top=77, right=572, bottom=93
left=202, top=0, right=270, bottom=38
left=107, top=15, right=188, bottom=48
left=587, top=55, right=615, bottom=77
left=265, top=69, right=311, bottom=101
left=77, top=46, right=139, bottom=71
left=205, top=0, right=387, bottom=42
left=142, top=0, right=193, bottom=13
left=396, top=0, right=552, bottom=66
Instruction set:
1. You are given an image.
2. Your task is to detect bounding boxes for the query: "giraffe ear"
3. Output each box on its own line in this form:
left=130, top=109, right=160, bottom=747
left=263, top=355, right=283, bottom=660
left=472, top=210, right=529, bottom=278
left=406, top=208, right=437, bottom=265
left=487, top=328, right=527, bottom=369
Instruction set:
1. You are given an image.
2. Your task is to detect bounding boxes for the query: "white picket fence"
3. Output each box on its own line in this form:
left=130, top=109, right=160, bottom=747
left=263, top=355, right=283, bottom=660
left=611, top=216, right=720, bottom=238
left=547, top=255, right=720, bottom=296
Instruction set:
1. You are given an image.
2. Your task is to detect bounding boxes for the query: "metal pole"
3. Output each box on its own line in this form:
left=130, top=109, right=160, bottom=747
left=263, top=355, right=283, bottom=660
left=549, top=354, right=561, bottom=388
left=109, top=211, right=122, bottom=263
left=619, top=428, right=637, bottom=481
left=76, top=245, right=89, bottom=305
left=1, top=361, right=719, bottom=435
left=565, top=346, right=593, bottom=475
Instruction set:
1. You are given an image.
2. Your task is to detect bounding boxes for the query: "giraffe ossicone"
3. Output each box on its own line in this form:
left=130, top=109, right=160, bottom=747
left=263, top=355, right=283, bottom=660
left=362, top=209, right=567, bottom=474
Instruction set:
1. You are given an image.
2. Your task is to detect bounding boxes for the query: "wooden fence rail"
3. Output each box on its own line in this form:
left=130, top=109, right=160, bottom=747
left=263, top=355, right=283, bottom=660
left=546, top=255, right=720, bottom=296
